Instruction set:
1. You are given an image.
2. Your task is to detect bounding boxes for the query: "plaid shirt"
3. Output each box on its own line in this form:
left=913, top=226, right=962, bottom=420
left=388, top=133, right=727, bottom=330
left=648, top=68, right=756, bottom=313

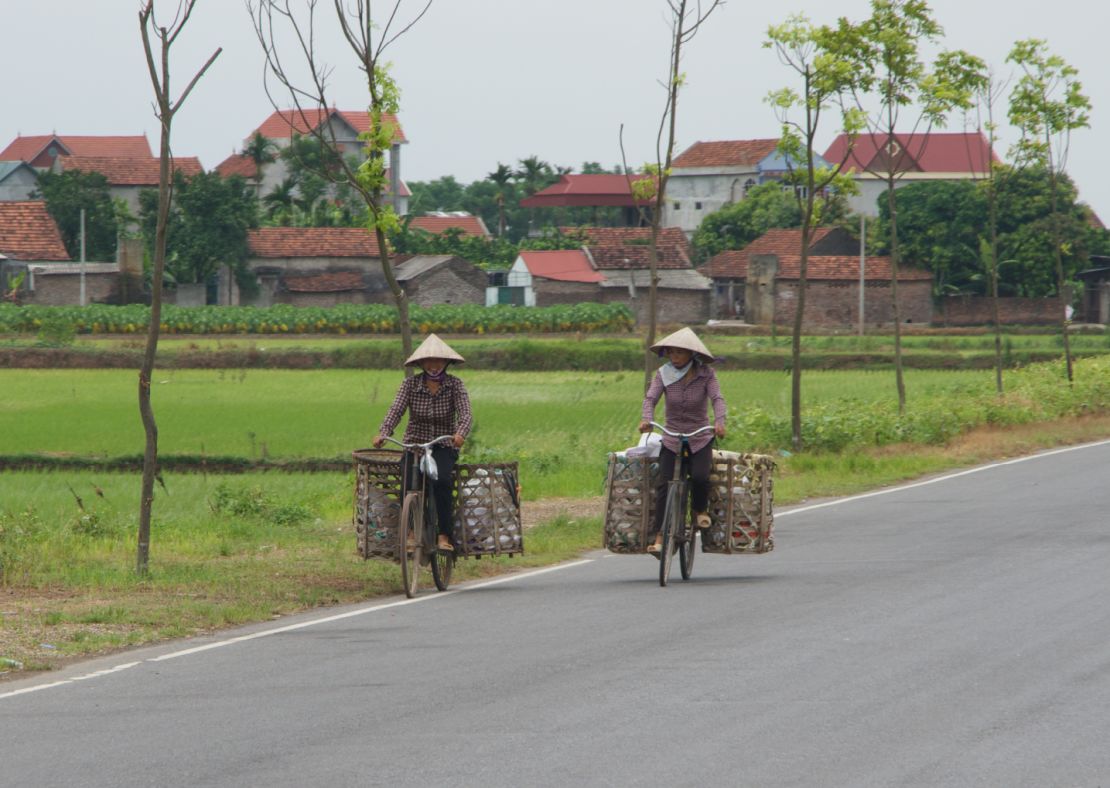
left=378, top=373, right=473, bottom=444
left=641, top=362, right=727, bottom=454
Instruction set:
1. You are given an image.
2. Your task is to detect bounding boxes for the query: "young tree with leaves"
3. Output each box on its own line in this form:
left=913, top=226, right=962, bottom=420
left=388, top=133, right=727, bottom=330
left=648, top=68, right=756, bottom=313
left=835, top=0, right=985, bottom=413
left=1007, top=38, right=1091, bottom=383
left=765, top=14, right=863, bottom=451
left=250, top=0, right=433, bottom=363
left=137, top=0, right=221, bottom=574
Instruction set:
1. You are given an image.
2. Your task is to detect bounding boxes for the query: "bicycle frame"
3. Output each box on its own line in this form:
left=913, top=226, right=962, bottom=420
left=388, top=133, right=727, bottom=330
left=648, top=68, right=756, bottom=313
left=382, top=435, right=455, bottom=597
left=648, top=421, right=715, bottom=586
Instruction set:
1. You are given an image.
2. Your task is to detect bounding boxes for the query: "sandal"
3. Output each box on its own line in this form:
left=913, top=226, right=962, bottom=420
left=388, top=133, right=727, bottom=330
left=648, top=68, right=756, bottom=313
left=696, top=513, right=711, bottom=530
left=436, top=537, right=454, bottom=552
left=647, top=540, right=663, bottom=558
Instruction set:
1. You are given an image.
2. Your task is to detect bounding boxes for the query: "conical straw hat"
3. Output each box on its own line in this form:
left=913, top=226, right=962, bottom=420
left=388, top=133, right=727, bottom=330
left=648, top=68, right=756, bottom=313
left=649, top=327, right=715, bottom=362
left=404, top=334, right=465, bottom=366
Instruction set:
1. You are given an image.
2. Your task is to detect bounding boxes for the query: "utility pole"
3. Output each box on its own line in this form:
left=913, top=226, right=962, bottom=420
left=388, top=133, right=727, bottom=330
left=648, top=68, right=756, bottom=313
left=79, top=208, right=87, bottom=306
left=858, top=213, right=865, bottom=336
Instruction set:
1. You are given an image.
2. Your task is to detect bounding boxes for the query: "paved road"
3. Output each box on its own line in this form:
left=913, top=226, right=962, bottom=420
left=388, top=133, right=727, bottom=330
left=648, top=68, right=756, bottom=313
left=4, top=441, right=1109, bottom=787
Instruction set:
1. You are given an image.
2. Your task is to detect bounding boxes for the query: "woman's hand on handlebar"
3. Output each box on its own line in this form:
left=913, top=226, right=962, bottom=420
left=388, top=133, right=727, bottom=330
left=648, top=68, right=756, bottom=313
left=638, top=421, right=652, bottom=434
left=452, top=433, right=465, bottom=449
left=372, top=435, right=385, bottom=449
left=716, top=424, right=726, bottom=439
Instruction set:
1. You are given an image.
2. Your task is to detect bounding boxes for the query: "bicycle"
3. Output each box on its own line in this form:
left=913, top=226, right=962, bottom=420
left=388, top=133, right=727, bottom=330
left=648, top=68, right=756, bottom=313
left=647, top=421, right=716, bottom=587
left=382, top=435, right=457, bottom=598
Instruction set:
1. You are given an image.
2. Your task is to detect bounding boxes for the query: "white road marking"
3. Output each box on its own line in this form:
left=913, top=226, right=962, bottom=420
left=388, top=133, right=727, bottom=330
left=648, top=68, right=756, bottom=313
left=0, top=560, right=594, bottom=700
left=777, top=438, right=1110, bottom=518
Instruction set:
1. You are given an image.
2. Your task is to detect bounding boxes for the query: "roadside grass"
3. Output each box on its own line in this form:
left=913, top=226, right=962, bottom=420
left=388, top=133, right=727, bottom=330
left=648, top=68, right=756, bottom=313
left=4, top=413, right=1110, bottom=679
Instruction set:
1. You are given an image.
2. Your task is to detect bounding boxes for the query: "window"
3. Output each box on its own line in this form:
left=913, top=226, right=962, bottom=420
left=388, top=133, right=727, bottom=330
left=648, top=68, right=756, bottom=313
left=695, top=201, right=703, bottom=210
left=743, top=178, right=756, bottom=196
left=673, top=202, right=681, bottom=211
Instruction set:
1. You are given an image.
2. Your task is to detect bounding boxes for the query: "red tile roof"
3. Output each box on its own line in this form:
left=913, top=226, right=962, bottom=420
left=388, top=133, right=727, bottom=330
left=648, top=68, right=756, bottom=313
left=215, top=153, right=258, bottom=179
left=283, top=271, right=366, bottom=292
left=518, top=250, right=604, bottom=283
left=519, top=174, right=653, bottom=207
left=248, top=227, right=382, bottom=258
left=0, top=201, right=70, bottom=261
left=701, top=227, right=930, bottom=282
left=0, top=134, right=152, bottom=162
left=823, top=132, right=998, bottom=174
left=570, top=226, right=692, bottom=270
left=410, top=214, right=490, bottom=237
left=62, top=156, right=203, bottom=186
left=671, top=139, right=780, bottom=169
left=255, top=109, right=406, bottom=144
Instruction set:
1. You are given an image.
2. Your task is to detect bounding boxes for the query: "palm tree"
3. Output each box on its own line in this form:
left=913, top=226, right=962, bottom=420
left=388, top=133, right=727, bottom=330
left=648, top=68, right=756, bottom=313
left=263, top=176, right=296, bottom=223
left=242, top=131, right=277, bottom=193
left=487, top=162, right=513, bottom=236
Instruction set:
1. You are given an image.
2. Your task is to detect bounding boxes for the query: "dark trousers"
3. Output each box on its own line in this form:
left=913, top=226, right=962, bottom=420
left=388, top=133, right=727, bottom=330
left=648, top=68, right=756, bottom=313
left=652, top=442, right=713, bottom=536
left=402, top=445, right=457, bottom=539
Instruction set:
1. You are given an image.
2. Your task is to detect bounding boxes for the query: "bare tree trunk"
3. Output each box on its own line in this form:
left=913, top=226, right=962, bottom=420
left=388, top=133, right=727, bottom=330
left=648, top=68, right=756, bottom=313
left=137, top=1, right=220, bottom=574
left=988, top=180, right=1004, bottom=394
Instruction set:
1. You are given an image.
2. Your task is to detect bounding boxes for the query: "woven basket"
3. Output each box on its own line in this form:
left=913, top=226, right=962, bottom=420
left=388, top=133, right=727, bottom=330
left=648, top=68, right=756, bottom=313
left=701, top=450, right=776, bottom=554
left=352, top=449, right=404, bottom=560
left=454, top=462, right=522, bottom=558
left=602, top=453, right=660, bottom=554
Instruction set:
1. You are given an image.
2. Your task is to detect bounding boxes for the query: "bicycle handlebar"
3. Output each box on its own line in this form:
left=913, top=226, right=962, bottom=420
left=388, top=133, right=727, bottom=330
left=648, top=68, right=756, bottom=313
left=647, top=421, right=716, bottom=439
left=381, top=435, right=456, bottom=451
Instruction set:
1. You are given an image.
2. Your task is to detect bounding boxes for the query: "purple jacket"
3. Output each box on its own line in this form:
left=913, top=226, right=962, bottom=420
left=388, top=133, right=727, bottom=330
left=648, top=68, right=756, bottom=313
left=641, top=363, right=727, bottom=454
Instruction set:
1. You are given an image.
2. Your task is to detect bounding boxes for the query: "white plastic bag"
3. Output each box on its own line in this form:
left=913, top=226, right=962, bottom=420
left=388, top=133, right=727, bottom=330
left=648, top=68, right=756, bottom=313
left=420, top=451, right=439, bottom=480
left=625, top=432, right=662, bottom=459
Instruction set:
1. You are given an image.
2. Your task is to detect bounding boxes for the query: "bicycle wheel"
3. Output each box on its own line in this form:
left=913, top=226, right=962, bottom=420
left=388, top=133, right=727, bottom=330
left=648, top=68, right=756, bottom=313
left=679, top=488, right=696, bottom=580
left=399, top=492, right=422, bottom=598
left=659, top=483, right=680, bottom=587
left=428, top=496, right=454, bottom=591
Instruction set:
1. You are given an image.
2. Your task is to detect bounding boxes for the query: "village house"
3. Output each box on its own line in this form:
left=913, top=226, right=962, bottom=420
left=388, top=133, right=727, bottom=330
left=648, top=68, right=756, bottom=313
left=519, top=174, right=654, bottom=227
left=56, top=155, right=203, bottom=222
left=823, top=131, right=997, bottom=217
left=215, top=109, right=410, bottom=215
left=495, top=226, right=711, bottom=323
left=0, top=161, right=39, bottom=201
left=409, top=212, right=491, bottom=237
left=662, top=139, right=831, bottom=238
left=232, top=227, right=484, bottom=308
left=0, top=200, right=121, bottom=305
left=701, top=226, right=933, bottom=329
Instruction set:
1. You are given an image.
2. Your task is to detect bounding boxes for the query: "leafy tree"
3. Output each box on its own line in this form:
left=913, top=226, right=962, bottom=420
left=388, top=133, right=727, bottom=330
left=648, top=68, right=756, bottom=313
left=766, top=13, right=863, bottom=452
left=1008, top=38, right=1091, bottom=382
left=33, top=170, right=119, bottom=261
left=835, top=0, right=986, bottom=413
left=691, top=182, right=803, bottom=260
left=139, top=171, right=258, bottom=286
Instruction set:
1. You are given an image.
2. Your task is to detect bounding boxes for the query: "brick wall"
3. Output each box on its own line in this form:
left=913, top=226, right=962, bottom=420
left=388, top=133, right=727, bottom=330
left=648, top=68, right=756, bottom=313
left=406, top=264, right=486, bottom=306
left=25, top=273, right=118, bottom=305
left=938, top=295, right=1064, bottom=326
left=771, top=280, right=934, bottom=329
left=279, top=290, right=368, bottom=307
left=602, top=287, right=710, bottom=325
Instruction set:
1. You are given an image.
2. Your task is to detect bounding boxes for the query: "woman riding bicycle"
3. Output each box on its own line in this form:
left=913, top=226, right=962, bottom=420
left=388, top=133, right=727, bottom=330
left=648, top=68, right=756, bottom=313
left=638, top=327, right=727, bottom=555
left=373, top=334, right=472, bottom=553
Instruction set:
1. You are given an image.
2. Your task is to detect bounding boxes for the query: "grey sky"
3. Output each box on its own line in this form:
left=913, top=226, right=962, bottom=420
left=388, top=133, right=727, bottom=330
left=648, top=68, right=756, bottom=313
left=2, top=0, right=1107, bottom=218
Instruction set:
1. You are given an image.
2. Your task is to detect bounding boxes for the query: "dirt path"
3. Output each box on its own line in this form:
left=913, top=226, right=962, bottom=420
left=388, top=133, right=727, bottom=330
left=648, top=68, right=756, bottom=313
left=520, top=496, right=604, bottom=528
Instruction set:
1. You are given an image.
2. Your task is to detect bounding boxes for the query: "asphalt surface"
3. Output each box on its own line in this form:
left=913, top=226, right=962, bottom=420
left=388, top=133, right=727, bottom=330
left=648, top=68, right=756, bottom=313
left=3, top=440, right=1109, bottom=787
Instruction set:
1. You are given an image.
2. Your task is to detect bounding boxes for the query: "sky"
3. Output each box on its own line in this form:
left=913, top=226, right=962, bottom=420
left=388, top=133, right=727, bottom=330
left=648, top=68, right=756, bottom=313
left=2, top=0, right=1108, bottom=218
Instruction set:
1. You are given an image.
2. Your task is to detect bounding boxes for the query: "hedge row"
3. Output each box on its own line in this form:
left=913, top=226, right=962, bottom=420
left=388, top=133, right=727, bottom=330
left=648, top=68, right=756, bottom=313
left=0, top=302, right=635, bottom=335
